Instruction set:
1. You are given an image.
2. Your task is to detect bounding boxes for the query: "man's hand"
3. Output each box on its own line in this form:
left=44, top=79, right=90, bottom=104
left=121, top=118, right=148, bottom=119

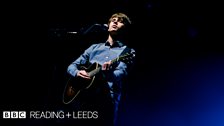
left=102, top=60, right=112, bottom=71
left=77, top=70, right=91, bottom=79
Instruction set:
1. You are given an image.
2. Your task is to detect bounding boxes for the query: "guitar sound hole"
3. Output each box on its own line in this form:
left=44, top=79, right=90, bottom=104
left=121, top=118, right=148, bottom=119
left=67, top=86, right=74, bottom=96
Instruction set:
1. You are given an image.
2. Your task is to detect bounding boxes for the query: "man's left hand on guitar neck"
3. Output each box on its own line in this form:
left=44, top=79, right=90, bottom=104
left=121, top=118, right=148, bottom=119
left=102, top=60, right=112, bottom=71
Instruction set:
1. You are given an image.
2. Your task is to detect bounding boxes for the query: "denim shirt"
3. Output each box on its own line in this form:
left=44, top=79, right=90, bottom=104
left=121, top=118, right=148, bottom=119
left=67, top=41, right=135, bottom=105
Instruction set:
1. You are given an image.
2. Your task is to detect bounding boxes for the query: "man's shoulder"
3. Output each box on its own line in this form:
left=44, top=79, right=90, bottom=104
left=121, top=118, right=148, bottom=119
left=123, top=46, right=136, bottom=53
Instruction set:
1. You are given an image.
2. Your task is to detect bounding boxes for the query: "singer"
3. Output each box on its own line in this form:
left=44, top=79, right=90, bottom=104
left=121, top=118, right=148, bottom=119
left=65, top=12, right=136, bottom=126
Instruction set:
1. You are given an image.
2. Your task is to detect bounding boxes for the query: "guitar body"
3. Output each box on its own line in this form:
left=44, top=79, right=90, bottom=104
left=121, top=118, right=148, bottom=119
left=62, top=62, right=99, bottom=104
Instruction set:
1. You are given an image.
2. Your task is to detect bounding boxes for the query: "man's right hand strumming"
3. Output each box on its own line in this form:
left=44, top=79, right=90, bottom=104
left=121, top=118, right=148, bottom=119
left=77, top=70, right=91, bottom=79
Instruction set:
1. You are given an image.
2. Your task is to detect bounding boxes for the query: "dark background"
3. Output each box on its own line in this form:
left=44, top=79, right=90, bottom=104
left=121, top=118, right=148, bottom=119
left=1, top=0, right=224, bottom=126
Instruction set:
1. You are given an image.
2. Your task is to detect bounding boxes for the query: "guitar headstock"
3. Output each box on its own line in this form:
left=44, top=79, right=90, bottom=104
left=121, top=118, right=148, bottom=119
left=117, top=52, right=136, bottom=64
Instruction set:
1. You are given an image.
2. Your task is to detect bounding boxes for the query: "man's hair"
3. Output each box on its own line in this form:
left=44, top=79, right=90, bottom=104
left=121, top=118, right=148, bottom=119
left=108, top=12, right=132, bottom=27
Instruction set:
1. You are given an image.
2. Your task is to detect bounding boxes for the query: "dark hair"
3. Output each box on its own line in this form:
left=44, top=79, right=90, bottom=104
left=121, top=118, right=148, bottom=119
left=108, top=13, right=132, bottom=28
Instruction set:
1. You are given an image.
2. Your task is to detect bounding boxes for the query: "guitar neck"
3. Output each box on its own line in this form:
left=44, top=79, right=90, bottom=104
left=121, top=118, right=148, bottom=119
left=87, top=58, right=117, bottom=77
left=87, top=53, right=133, bottom=77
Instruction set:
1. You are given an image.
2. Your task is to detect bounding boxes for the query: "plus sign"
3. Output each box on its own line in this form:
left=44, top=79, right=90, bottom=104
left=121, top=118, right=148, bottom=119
left=65, top=112, right=71, bottom=118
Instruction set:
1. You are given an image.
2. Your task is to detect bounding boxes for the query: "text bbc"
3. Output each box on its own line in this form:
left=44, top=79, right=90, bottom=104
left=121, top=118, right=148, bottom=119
left=3, top=111, right=26, bottom=119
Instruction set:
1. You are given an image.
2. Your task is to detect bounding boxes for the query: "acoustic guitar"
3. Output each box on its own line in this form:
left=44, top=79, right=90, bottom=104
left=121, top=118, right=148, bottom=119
left=62, top=52, right=135, bottom=104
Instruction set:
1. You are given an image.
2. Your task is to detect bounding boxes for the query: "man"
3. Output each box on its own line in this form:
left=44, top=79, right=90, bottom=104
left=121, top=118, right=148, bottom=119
left=66, top=12, right=136, bottom=126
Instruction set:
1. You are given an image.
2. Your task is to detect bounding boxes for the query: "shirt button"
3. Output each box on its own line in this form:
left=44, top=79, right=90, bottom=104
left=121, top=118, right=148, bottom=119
left=106, top=56, right=109, bottom=59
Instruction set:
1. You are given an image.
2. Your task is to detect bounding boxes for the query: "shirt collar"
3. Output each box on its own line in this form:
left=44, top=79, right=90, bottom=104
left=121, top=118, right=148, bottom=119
left=105, top=41, right=124, bottom=48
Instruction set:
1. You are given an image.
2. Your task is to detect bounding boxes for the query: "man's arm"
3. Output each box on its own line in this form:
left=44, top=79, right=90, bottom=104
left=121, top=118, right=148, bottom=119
left=67, top=44, right=98, bottom=77
left=102, top=49, right=136, bottom=86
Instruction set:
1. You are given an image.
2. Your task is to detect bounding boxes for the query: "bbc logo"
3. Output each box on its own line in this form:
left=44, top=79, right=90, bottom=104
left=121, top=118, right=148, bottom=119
left=3, top=111, right=26, bottom=119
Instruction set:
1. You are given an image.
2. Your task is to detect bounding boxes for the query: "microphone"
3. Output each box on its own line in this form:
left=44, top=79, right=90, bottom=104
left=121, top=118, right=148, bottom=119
left=82, top=23, right=108, bottom=35
left=67, top=23, right=108, bottom=35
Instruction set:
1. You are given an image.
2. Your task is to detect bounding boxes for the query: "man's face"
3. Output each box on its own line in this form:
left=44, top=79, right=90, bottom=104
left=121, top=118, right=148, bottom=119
left=108, top=17, right=125, bottom=32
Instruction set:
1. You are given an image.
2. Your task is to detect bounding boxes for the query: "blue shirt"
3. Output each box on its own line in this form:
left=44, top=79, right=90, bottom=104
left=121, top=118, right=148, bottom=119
left=67, top=41, right=135, bottom=105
